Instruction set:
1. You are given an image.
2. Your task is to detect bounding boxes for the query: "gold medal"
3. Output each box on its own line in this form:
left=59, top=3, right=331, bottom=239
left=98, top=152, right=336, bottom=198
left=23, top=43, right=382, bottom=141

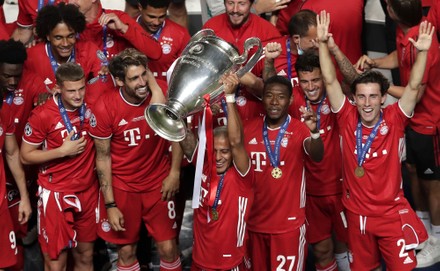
left=271, top=167, right=282, bottom=179
left=211, top=209, right=219, bottom=221
left=355, top=166, right=365, bottom=178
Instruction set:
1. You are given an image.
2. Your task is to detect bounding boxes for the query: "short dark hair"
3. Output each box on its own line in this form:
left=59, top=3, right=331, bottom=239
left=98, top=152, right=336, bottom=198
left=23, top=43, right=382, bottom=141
left=213, top=126, right=228, bottom=139
left=388, top=0, right=422, bottom=28
left=125, top=0, right=139, bottom=9
left=288, top=9, right=317, bottom=37
left=350, top=71, right=390, bottom=96
left=109, top=48, right=148, bottom=81
left=264, top=75, right=293, bottom=97
left=36, top=2, right=86, bottom=39
left=55, top=62, right=85, bottom=86
left=295, top=52, right=320, bottom=74
left=0, top=39, right=27, bottom=64
left=138, top=0, right=171, bottom=9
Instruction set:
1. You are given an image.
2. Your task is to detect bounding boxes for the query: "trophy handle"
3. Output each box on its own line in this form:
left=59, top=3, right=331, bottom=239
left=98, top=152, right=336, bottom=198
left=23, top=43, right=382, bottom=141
left=181, top=29, right=216, bottom=56
left=235, top=37, right=263, bottom=78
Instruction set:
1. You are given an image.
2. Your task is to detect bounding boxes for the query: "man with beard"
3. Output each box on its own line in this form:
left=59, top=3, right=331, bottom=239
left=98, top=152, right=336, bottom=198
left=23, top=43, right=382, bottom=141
left=137, top=0, right=190, bottom=81
left=90, top=48, right=182, bottom=271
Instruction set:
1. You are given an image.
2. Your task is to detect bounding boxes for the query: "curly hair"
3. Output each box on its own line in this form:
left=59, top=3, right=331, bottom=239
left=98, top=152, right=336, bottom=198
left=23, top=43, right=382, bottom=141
left=295, top=52, right=320, bottom=74
left=0, top=39, right=27, bottom=64
left=264, top=75, right=293, bottom=97
left=36, top=2, right=86, bottom=39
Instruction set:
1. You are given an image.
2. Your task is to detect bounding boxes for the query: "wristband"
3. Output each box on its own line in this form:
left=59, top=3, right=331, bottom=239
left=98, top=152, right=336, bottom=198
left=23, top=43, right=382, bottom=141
left=225, top=94, right=236, bottom=103
left=310, top=131, right=320, bottom=139
left=105, top=202, right=117, bottom=209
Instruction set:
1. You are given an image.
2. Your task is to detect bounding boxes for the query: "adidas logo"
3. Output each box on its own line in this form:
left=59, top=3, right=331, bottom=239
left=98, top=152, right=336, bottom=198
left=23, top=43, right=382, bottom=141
left=118, top=119, right=128, bottom=126
left=44, top=78, right=53, bottom=85
left=172, top=222, right=177, bottom=229
left=55, top=122, right=64, bottom=129
left=248, top=138, right=258, bottom=145
left=424, top=168, right=434, bottom=174
left=403, top=256, right=413, bottom=264
left=278, top=70, right=287, bottom=76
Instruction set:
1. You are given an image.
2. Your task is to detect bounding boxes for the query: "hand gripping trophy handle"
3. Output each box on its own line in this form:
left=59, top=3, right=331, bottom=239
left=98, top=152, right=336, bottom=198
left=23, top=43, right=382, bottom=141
left=144, top=30, right=263, bottom=142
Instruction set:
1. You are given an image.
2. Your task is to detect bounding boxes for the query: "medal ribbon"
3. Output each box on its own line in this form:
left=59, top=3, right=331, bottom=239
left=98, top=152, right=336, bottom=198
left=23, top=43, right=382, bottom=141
left=38, top=0, right=55, bottom=11
left=305, top=92, right=326, bottom=130
left=263, top=115, right=290, bottom=169
left=151, top=22, right=165, bottom=41
left=5, top=91, right=14, bottom=105
left=47, top=43, right=76, bottom=76
left=57, top=95, right=85, bottom=140
left=356, top=112, right=383, bottom=167
left=286, top=37, right=292, bottom=82
left=211, top=173, right=225, bottom=211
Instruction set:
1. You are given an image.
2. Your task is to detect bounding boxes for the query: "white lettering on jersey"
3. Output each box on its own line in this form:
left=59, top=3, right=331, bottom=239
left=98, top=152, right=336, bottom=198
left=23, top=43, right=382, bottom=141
left=250, top=152, right=267, bottom=172
left=123, top=128, right=142, bottom=146
left=237, top=196, right=248, bottom=247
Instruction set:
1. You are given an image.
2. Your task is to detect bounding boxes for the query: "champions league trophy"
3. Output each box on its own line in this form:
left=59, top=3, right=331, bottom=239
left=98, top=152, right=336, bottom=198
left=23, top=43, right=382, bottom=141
left=144, top=29, right=263, bottom=142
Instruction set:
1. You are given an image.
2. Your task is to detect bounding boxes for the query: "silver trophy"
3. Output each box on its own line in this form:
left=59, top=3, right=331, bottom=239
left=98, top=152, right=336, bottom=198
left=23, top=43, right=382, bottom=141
left=145, top=29, right=263, bottom=142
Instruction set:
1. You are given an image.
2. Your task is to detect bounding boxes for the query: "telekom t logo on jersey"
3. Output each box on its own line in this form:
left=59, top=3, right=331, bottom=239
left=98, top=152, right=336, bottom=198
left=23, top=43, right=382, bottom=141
left=250, top=152, right=267, bottom=172
left=124, top=128, right=142, bottom=146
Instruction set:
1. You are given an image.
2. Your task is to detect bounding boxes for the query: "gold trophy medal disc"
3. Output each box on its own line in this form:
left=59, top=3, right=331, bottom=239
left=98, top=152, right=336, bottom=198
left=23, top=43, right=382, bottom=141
left=271, top=167, right=283, bottom=179
left=211, top=209, right=219, bottom=221
left=355, top=166, right=365, bottom=178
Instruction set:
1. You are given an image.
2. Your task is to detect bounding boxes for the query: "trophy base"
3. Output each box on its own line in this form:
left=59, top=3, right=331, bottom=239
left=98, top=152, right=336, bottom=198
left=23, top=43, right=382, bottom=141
left=145, top=103, right=186, bottom=142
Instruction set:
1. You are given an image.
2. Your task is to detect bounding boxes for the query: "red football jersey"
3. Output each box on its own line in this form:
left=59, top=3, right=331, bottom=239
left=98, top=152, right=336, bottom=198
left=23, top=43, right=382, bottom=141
left=396, top=23, right=440, bottom=135
left=78, top=6, right=162, bottom=60
left=16, top=0, right=64, bottom=28
left=335, top=98, right=410, bottom=216
left=193, top=163, right=254, bottom=270
left=89, top=83, right=171, bottom=192
left=203, top=13, right=281, bottom=55
left=140, top=18, right=191, bottom=82
left=244, top=116, right=310, bottom=233
left=24, top=41, right=102, bottom=90
left=276, top=0, right=363, bottom=64
left=428, top=0, right=439, bottom=32
left=22, top=96, right=96, bottom=192
left=252, top=35, right=300, bottom=87
left=290, top=87, right=342, bottom=196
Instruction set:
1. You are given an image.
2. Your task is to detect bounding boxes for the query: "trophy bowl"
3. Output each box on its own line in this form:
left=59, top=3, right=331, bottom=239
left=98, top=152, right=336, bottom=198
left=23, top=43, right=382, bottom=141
left=145, top=29, right=262, bottom=142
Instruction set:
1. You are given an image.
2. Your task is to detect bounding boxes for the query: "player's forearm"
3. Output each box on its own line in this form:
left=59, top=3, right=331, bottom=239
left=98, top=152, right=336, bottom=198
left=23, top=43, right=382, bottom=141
left=227, top=102, right=244, bottom=148
left=408, top=50, right=428, bottom=92
left=20, top=145, right=65, bottom=165
left=240, top=72, right=264, bottom=98
left=170, top=142, right=182, bottom=178
left=263, top=58, right=277, bottom=81
left=12, top=27, right=33, bottom=45
left=330, top=45, right=358, bottom=86
left=319, top=41, right=338, bottom=85
left=5, top=137, right=28, bottom=199
left=372, top=51, right=399, bottom=69
left=96, top=158, right=115, bottom=203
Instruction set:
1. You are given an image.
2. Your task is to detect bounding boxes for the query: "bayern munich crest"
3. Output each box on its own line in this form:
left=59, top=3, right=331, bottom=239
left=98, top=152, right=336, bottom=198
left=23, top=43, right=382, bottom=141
left=321, top=104, right=330, bottom=115
left=162, top=43, right=171, bottom=54
left=281, top=137, right=288, bottom=147
left=101, top=221, right=111, bottom=232
left=236, top=96, right=247, bottom=107
left=14, top=97, right=24, bottom=105
left=380, top=125, right=389, bottom=135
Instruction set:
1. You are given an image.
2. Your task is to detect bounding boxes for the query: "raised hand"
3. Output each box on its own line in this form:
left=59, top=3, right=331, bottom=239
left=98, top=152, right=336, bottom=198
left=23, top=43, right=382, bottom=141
left=316, top=10, right=331, bottom=43
left=409, top=21, right=435, bottom=52
left=264, top=42, right=282, bottom=61
left=299, top=100, right=318, bottom=133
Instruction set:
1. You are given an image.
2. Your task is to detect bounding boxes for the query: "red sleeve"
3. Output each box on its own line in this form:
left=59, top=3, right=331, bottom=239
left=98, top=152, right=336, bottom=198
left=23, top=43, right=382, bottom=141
left=89, top=95, right=113, bottom=139
left=112, top=10, right=162, bottom=60
left=1, top=105, right=16, bottom=135
left=22, top=108, right=46, bottom=145
left=16, top=0, right=34, bottom=27
left=428, top=0, right=439, bottom=31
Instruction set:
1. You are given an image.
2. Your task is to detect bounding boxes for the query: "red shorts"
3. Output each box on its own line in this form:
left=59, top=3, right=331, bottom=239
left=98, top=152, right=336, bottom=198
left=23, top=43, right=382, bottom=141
left=97, top=187, right=177, bottom=244
left=305, top=194, right=348, bottom=244
left=191, top=260, right=250, bottom=271
left=38, top=185, right=99, bottom=259
left=0, top=203, right=18, bottom=268
left=247, top=225, right=307, bottom=271
left=346, top=207, right=427, bottom=271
